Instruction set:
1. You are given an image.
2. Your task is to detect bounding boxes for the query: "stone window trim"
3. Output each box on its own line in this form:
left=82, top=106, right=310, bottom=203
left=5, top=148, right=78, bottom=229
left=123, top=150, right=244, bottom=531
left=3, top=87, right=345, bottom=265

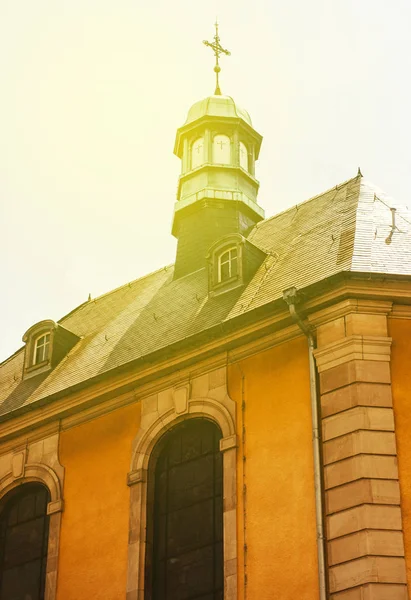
left=126, top=378, right=238, bottom=600
left=0, top=463, right=63, bottom=600
left=207, top=234, right=245, bottom=296
left=22, top=320, right=58, bottom=378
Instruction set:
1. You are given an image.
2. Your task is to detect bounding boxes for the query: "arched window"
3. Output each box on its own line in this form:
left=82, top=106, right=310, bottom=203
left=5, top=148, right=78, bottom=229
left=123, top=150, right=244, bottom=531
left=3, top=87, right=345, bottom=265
left=239, top=141, right=248, bottom=171
left=0, top=483, right=50, bottom=600
left=33, top=333, right=50, bottom=365
left=145, top=419, right=223, bottom=600
left=218, top=246, right=238, bottom=283
left=191, top=137, right=204, bottom=170
left=213, top=134, right=230, bottom=165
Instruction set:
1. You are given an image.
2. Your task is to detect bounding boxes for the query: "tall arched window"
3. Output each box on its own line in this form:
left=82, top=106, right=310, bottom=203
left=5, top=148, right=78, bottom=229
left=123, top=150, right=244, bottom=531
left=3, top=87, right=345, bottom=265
left=0, top=483, right=50, bottom=600
left=145, top=419, right=223, bottom=600
left=191, top=137, right=204, bottom=170
left=213, top=134, right=230, bottom=165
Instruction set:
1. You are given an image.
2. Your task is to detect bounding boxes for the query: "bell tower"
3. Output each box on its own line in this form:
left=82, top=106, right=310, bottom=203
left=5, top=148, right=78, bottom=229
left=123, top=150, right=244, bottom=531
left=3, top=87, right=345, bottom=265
left=172, top=24, right=265, bottom=278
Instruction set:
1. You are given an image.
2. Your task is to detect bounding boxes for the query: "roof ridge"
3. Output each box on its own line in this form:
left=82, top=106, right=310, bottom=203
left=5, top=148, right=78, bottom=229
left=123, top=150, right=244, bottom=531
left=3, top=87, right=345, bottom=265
left=58, top=263, right=175, bottom=324
left=256, top=173, right=361, bottom=228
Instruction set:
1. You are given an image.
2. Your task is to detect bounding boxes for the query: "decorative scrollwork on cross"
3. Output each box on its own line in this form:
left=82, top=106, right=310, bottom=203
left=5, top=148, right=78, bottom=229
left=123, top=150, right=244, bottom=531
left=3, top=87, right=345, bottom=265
left=203, top=21, right=231, bottom=95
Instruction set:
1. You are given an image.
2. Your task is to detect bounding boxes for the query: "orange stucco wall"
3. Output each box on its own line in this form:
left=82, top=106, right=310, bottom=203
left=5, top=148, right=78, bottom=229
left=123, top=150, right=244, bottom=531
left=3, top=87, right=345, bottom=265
left=389, top=318, right=411, bottom=586
left=57, top=402, right=140, bottom=600
left=229, top=336, right=319, bottom=600
left=56, top=335, right=318, bottom=599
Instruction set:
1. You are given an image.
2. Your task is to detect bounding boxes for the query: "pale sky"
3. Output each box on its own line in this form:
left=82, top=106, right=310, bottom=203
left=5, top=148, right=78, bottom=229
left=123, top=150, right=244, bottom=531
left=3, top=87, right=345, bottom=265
left=1, top=0, right=411, bottom=362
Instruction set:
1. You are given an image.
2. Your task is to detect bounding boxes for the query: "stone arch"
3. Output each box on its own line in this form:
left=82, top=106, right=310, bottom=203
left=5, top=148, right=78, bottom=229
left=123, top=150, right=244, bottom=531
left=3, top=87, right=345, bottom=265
left=130, top=396, right=235, bottom=474
left=0, top=462, right=63, bottom=600
left=126, top=372, right=238, bottom=600
left=0, top=463, right=62, bottom=505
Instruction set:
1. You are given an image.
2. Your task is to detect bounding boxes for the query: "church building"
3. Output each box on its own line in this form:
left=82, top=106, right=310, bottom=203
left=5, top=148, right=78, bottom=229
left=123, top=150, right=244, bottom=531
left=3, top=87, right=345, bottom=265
left=1, top=26, right=411, bottom=600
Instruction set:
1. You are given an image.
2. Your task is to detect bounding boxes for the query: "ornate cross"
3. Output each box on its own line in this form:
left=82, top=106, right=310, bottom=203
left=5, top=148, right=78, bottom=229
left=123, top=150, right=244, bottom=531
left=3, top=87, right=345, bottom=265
left=203, top=21, right=231, bottom=96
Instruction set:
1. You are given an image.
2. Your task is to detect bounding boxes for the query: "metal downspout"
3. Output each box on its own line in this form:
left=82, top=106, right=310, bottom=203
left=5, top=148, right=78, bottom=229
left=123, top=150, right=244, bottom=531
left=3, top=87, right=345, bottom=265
left=283, top=287, right=327, bottom=600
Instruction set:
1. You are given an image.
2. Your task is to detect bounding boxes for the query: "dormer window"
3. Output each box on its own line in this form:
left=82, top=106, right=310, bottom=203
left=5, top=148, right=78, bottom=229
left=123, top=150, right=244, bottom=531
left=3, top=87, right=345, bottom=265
left=33, top=333, right=50, bottom=365
left=22, top=320, right=80, bottom=380
left=218, top=247, right=238, bottom=283
left=207, top=235, right=244, bottom=296
left=207, top=234, right=267, bottom=296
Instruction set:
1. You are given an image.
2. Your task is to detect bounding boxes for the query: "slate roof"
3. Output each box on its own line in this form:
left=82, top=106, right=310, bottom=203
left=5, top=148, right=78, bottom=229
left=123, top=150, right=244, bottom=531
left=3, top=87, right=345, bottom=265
left=1, top=175, right=411, bottom=418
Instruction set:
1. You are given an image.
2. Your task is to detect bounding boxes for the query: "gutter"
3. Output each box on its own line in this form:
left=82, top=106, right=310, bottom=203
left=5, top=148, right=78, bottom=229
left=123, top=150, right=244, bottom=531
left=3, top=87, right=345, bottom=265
left=283, top=287, right=327, bottom=600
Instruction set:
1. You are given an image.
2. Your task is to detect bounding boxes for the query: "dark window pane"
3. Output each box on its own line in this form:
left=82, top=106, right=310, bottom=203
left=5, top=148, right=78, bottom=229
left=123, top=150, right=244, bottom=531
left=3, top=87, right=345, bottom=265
left=167, top=499, right=214, bottom=556
left=166, top=545, right=214, bottom=600
left=168, top=435, right=182, bottom=466
left=168, top=454, right=214, bottom=511
left=214, top=496, right=223, bottom=542
left=214, top=541, right=224, bottom=589
left=7, top=505, right=18, bottom=527
left=1, top=558, right=42, bottom=600
left=18, top=493, right=36, bottom=523
left=0, top=484, right=50, bottom=600
left=35, top=490, right=48, bottom=518
left=148, top=420, right=224, bottom=600
left=181, top=427, right=202, bottom=461
left=4, top=518, right=45, bottom=567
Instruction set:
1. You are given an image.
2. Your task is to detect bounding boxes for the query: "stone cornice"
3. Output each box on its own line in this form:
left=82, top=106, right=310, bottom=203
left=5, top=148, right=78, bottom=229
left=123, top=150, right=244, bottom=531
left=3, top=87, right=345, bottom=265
left=1, top=277, right=411, bottom=443
left=308, top=299, right=393, bottom=328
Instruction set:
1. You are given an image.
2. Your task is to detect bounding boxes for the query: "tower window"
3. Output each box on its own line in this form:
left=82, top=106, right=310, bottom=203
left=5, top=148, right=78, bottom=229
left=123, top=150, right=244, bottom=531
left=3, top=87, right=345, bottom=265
left=191, top=137, right=204, bottom=169
left=218, top=246, right=238, bottom=283
left=0, top=483, right=50, bottom=600
left=33, top=333, right=50, bottom=365
left=213, top=134, right=230, bottom=165
left=239, top=141, right=248, bottom=171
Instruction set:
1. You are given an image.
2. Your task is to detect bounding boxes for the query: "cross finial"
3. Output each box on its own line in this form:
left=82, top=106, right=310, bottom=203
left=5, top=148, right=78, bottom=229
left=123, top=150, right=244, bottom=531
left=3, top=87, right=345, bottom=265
left=203, top=20, right=231, bottom=95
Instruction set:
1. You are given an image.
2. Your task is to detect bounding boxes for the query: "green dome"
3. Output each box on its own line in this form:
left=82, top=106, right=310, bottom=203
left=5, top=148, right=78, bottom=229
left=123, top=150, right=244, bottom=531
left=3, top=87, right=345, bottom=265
left=185, top=95, right=252, bottom=126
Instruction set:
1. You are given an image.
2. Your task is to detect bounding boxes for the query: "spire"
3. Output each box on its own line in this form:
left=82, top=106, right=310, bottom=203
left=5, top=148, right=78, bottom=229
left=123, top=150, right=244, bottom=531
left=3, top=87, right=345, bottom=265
left=203, top=20, right=231, bottom=95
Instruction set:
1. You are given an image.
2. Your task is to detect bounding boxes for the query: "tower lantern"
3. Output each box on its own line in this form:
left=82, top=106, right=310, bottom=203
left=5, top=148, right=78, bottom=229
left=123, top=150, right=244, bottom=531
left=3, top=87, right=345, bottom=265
left=172, top=25, right=264, bottom=278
